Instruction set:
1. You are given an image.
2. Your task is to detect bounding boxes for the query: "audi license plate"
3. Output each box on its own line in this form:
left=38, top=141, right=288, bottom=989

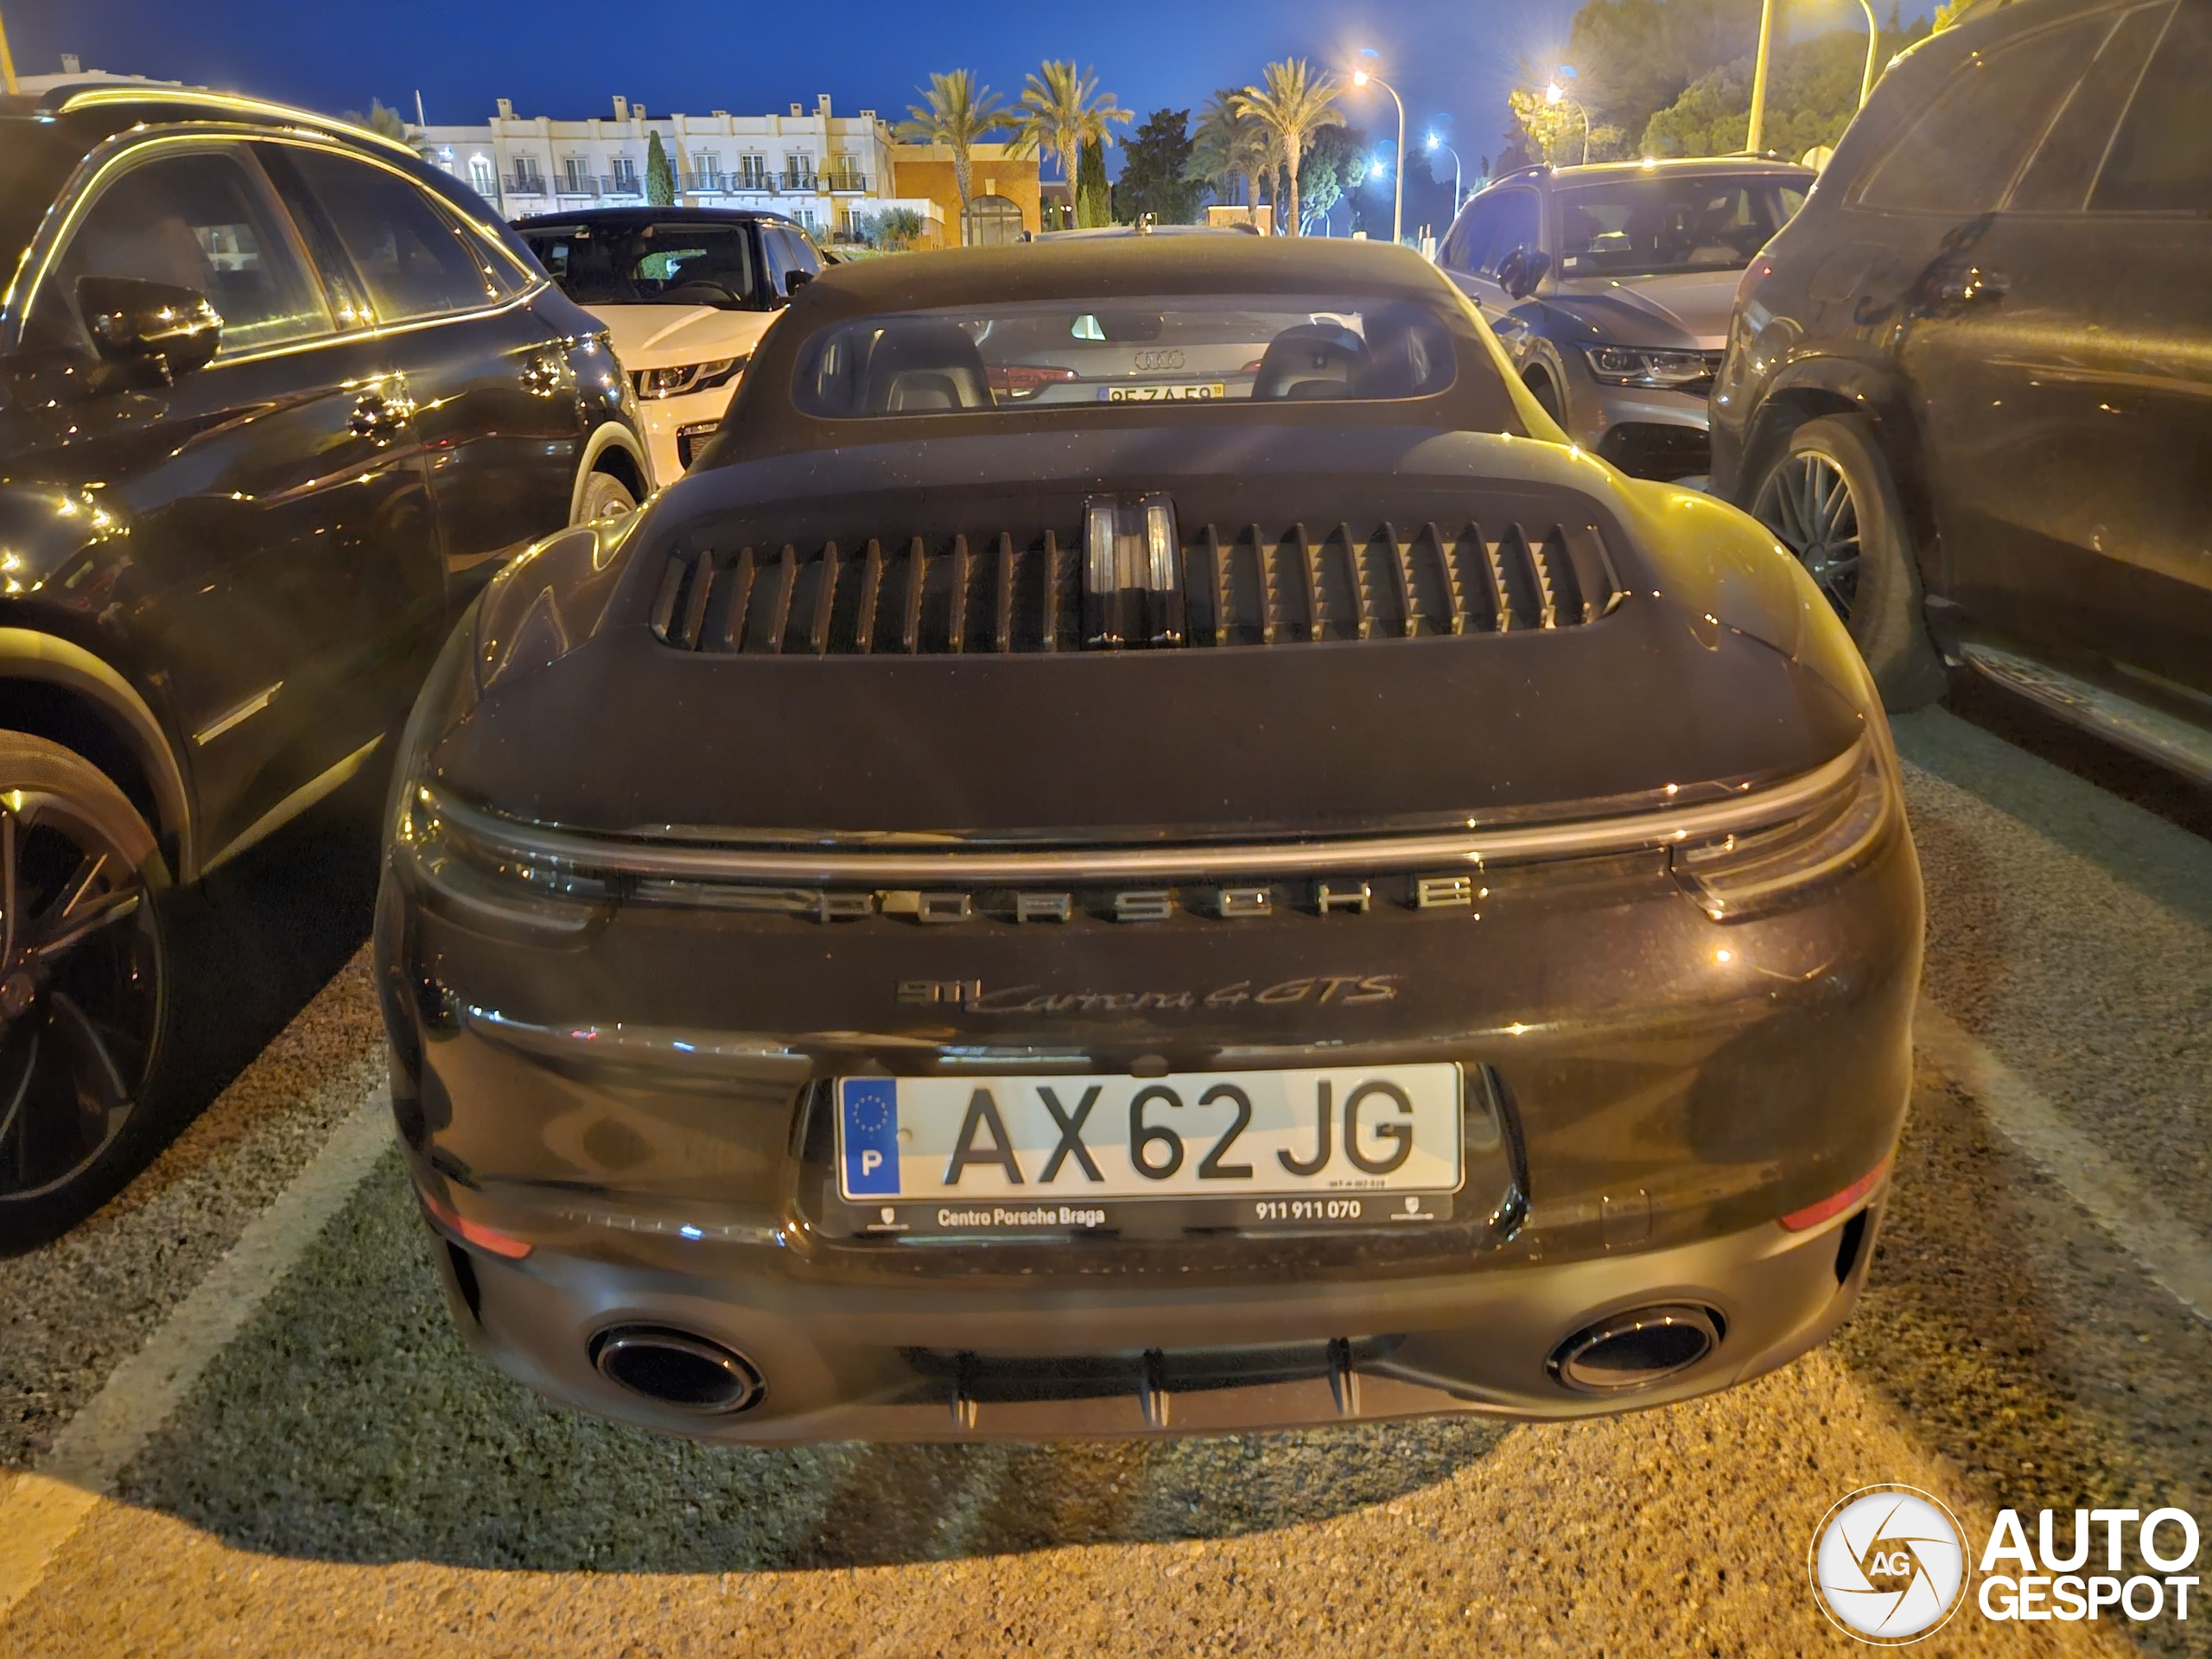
left=831, top=1064, right=1462, bottom=1237
left=1103, top=382, right=1228, bottom=403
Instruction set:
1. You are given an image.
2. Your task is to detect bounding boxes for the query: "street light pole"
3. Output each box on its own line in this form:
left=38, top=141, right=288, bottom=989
left=1851, top=0, right=1882, bottom=109
left=1428, top=136, right=1463, bottom=213
left=1544, top=81, right=1591, bottom=166
left=1746, top=0, right=1779, bottom=153
left=1352, top=67, right=1406, bottom=245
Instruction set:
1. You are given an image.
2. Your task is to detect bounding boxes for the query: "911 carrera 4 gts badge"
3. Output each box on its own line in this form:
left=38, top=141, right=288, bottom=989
left=897, top=976, right=1402, bottom=1012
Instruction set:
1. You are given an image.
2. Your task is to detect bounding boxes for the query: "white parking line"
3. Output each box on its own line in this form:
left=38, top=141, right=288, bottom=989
left=0, top=1088, right=394, bottom=1621
left=1916, top=995, right=2212, bottom=1325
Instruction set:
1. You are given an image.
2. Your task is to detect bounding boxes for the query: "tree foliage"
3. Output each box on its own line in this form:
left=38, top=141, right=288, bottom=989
left=1009, top=60, right=1132, bottom=212
left=1186, top=88, right=1274, bottom=214
left=1075, top=139, right=1112, bottom=227
left=1562, top=0, right=1763, bottom=142
left=899, top=69, right=1008, bottom=237
left=1640, top=17, right=1928, bottom=158
left=1294, top=125, right=1368, bottom=232
left=1115, top=108, right=1202, bottom=224
left=850, top=206, right=925, bottom=251
left=645, top=131, right=676, bottom=205
left=1235, top=59, right=1344, bottom=236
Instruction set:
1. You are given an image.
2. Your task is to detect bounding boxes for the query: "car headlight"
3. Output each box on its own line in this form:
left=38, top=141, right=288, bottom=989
left=1582, top=346, right=1722, bottom=389
left=631, top=357, right=747, bottom=400
left=1670, top=742, right=1898, bottom=922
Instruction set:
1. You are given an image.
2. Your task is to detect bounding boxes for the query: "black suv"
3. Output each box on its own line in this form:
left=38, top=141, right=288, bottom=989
left=1713, top=0, right=2212, bottom=760
left=0, top=86, right=651, bottom=1246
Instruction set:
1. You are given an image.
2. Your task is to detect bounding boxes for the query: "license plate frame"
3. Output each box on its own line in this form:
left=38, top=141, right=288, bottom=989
left=830, top=1064, right=1465, bottom=1238
left=1101, top=382, right=1230, bottom=404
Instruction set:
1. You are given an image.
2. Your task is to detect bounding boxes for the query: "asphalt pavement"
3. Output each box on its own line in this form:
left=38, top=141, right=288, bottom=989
left=1, top=694, right=2207, bottom=1657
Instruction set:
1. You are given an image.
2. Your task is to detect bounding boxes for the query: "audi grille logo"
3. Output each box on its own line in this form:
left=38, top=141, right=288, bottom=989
left=1131, top=348, right=1186, bottom=372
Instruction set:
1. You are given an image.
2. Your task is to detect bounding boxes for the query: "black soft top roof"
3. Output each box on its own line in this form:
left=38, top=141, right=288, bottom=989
left=800, top=235, right=1456, bottom=316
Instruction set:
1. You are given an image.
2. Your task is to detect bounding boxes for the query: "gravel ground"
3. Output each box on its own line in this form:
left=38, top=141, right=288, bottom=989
left=1, top=703, right=2207, bottom=1656
left=0, top=785, right=385, bottom=1467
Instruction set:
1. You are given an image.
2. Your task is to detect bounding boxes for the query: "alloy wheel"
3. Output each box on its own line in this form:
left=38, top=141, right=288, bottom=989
left=0, top=788, right=162, bottom=1205
left=1754, top=450, right=1862, bottom=622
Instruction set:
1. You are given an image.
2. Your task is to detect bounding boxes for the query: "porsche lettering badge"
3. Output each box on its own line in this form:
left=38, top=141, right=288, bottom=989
left=897, top=975, right=1403, bottom=1011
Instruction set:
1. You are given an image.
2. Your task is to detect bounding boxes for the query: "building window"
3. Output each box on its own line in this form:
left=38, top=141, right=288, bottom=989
left=740, top=153, right=767, bottom=188
left=468, top=155, right=497, bottom=197
left=963, top=194, right=1023, bottom=247
left=785, top=151, right=815, bottom=190
left=563, top=156, right=588, bottom=193
left=611, top=156, right=639, bottom=192
left=693, top=150, right=722, bottom=189
left=512, top=156, right=544, bottom=193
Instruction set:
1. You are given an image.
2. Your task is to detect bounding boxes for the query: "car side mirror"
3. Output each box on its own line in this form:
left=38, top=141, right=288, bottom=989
left=77, top=276, right=220, bottom=384
left=1497, top=246, right=1551, bottom=301
left=785, top=269, right=813, bottom=296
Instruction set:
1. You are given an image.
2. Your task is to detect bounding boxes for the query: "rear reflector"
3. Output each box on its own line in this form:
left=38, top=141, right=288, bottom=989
left=420, top=1189, right=533, bottom=1259
left=1779, top=1158, right=1890, bottom=1232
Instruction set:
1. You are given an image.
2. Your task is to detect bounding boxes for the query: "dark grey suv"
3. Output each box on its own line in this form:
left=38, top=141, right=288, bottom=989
left=1712, top=0, right=2212, bottom=753
left=0, top=85, right=651, bottom=1248
left=1440, top=159, right=1813, bottom=482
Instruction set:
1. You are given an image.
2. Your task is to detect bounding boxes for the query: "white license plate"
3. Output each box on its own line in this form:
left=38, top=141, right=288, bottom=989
left=1102, top=382, right=1229, bottom=403
left=836, top=1065, right=1461, bottom=1205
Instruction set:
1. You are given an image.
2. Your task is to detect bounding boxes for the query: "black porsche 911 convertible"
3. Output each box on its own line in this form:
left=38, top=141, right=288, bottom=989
left=375, top=233, right=1923, bottom=1440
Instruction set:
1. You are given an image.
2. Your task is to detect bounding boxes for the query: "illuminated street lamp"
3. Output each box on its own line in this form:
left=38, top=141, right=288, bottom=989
left=1351, top=59, right=1405, bottom=246
left=1427, top=133, right=1463, bottom=213
left=1545, top=78, right=1591, bottom=166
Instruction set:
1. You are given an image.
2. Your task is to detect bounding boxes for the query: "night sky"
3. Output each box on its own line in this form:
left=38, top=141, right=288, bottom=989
left=10, top=0, right=1585, bottom=199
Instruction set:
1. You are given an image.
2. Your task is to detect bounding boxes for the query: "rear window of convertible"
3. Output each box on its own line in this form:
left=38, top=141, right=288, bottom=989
left=791, top=293, right=1461, bottom=418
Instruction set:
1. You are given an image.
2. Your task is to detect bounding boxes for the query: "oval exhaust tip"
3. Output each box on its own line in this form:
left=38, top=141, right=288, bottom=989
left=592, top=1325, right=764, bottom=1414
left=1550, top=1304, right=1720, bottom=1394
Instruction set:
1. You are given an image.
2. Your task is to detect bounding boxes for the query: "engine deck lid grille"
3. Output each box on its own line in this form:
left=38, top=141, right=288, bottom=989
left=649, top=512, right=1624, bottom=656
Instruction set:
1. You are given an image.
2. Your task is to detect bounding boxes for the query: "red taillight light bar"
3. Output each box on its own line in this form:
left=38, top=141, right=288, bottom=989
left=988, top=364, right=1080, bottom=400
left=420, top=1189, right=533, bottom=1259
left=1778, top=1157, right=1891, bottom=1232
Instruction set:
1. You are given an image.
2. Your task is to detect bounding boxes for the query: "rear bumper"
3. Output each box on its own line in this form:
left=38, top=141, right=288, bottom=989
left=420, top=1167, right=1888, bottom=1441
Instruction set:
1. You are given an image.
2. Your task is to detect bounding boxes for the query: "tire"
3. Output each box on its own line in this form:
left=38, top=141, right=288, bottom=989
left=575, top=469, right=639, bottom=525
left=1751, top=413, right=1946, bottom=711
left=1523, top=368, right=1566, bottom=429
left=0, top=732, right=175, bottom=1254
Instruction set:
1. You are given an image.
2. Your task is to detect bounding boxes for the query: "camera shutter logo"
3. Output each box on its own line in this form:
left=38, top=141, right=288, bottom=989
left=1809, top=1485, right=1968, bottom=1643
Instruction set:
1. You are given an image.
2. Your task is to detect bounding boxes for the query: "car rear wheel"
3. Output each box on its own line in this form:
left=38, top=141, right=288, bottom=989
left=1752, top=414, right=1945, bottom=710
left=577, top=469, right=639, bottom=525
left=0, top=732, right=173, bottom=1253
left=1523, top=368, right=1566, bottom=429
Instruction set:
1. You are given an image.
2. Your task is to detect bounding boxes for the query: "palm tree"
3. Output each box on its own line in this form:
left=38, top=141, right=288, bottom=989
left=1185, top=88, right=1274, bottom=220
left=1008, top=60, right=1132, bottom=229
left=899, top=70, right=1009, bottom=244
left=1235, top=60, right=1344, bottom=236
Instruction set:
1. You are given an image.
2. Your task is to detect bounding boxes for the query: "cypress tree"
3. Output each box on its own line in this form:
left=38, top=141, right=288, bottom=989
left=1075, top=138, right=1111, bottom=226
left=645, top=131, right=676, bottom=205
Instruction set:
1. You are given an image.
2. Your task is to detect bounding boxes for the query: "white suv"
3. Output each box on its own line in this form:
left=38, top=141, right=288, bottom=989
left=517, top=209, right=828, bottom=484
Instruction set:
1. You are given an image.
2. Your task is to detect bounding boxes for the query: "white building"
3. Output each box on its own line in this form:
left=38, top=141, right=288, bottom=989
left=410, top=93, right=943, bottom=241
